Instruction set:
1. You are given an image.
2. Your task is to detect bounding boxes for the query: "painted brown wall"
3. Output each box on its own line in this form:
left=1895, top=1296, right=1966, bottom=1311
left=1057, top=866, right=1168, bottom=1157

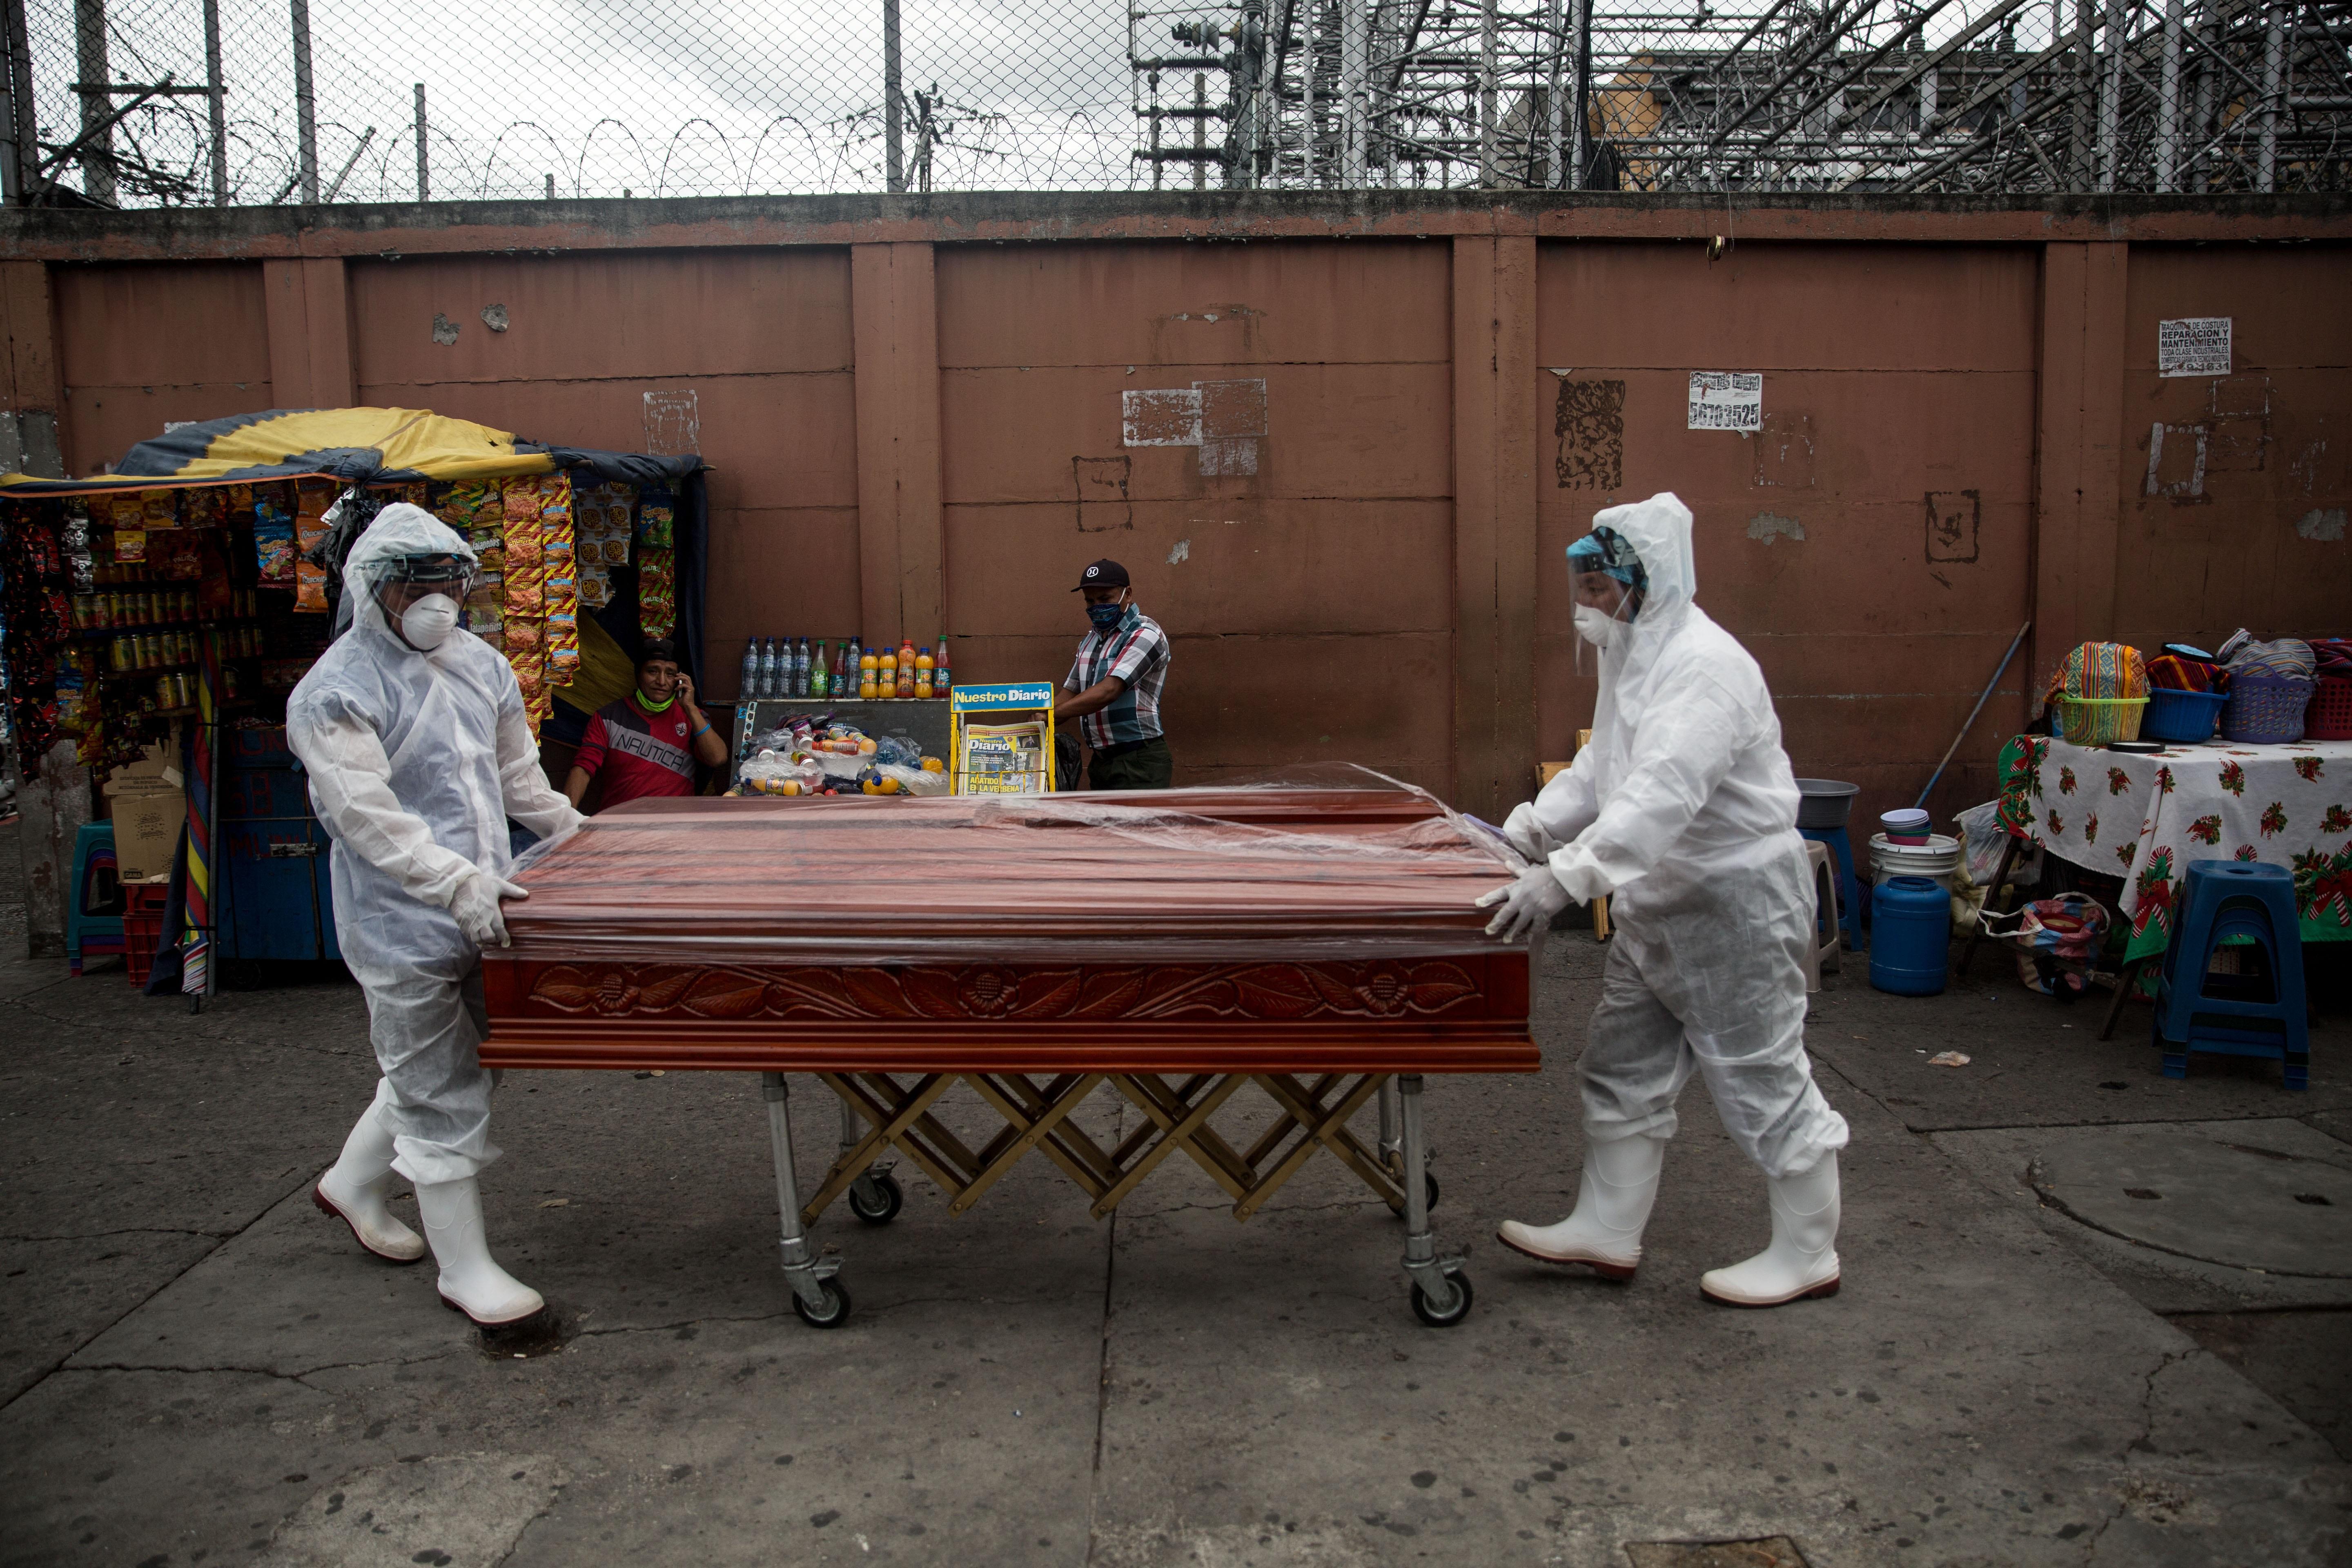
left=22, top=196, right=2349, bottom=834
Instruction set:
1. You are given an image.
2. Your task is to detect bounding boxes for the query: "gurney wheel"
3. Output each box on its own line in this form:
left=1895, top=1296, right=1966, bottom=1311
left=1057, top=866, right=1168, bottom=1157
left=1410, top=1269, right=1474, bottom=1329
left=792, top=1278, right=853, bottom=1329
left=1423, top=1172, right=1441, bottom=1212
left=848, top=1172, right=904, bottom=1225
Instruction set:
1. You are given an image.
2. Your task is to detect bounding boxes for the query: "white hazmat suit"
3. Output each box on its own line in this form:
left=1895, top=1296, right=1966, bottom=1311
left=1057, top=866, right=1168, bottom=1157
left=1486, top=492, right=1849, bottom=1308
left=291, top=503, right=581, bottom=1326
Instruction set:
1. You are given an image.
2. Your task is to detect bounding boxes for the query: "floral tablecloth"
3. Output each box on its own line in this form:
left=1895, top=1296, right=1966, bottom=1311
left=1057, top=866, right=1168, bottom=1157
left=1996, top=733, right=2352, bottom=964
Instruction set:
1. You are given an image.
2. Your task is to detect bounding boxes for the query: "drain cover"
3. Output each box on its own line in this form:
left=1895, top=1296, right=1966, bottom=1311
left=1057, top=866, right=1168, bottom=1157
left=1624, top=1539, right=1810, bottom=1568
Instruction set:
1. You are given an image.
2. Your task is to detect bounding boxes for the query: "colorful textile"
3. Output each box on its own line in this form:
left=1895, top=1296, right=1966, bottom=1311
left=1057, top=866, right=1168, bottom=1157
left=2307, top=638, right=2352, bottom=679
left=2225, top=637, right=2314, bottom=681
left=2007, top=733, right=2352, bottom=962
left=2040, top=641, right=2147, bottom=707
left=2146, top=654, right=2224, bottom=693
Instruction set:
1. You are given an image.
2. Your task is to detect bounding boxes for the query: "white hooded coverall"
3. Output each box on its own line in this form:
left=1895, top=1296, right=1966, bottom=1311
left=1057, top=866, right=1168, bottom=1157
left=287, top=504, right=581, bottom=1187
left=1528, top=493, right=1847, bottom=1180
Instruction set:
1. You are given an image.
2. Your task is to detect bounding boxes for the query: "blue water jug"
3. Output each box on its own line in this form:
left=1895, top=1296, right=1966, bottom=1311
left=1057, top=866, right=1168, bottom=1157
left=1869, top=875, right=1950, bottom=996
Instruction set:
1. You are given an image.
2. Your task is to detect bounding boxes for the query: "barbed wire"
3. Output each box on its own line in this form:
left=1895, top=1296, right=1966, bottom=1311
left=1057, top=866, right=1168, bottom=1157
left=7, top=0, right=2346, bottom=205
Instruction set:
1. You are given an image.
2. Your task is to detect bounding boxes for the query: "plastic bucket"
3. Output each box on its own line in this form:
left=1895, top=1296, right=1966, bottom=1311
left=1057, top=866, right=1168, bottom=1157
left=1880, top=807, right=1930, bottom=845
left=1868, top=831, right=1963, bottom=891
left=1795, top=779, right=1860, bottom=829
left=1869, top=876, right=1951, bottom=996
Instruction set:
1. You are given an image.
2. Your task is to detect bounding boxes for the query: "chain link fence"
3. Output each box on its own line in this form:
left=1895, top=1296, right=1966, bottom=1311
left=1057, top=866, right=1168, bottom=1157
left=3, top=0, right=2346, bottom=205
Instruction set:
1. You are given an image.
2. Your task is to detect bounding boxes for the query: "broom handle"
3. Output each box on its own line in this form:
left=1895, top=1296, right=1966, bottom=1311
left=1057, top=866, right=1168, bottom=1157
left=1915, top=620, right=2032, bottom=812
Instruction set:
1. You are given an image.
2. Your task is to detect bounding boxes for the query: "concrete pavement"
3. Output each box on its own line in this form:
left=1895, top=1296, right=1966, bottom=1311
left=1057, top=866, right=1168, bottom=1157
left=2, top=909, right=2348, bottom=1566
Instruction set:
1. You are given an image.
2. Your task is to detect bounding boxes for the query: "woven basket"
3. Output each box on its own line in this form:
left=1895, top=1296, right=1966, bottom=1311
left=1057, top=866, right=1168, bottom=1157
left=2056, top=695, right=2147, bottom=747
left=2220, top=675, right=2313, bottom=744
left=2307, top=677, right=2352, bottom=742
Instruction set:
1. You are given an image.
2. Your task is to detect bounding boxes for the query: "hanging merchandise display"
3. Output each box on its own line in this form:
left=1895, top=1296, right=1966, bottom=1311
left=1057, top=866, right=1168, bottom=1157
left=2, top=503, right=72, bottom=760
left=636, top=486, right=676, bottom=640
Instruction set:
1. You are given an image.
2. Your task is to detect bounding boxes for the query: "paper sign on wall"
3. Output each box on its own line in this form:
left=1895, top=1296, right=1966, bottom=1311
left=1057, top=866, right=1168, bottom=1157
left=1687, top=372, right=1763, bottom=432
left=2158, top=318, right=2232, bottom=378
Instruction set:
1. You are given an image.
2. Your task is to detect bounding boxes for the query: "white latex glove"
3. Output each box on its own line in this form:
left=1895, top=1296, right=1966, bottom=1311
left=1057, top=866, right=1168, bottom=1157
left=1502, top=801, right=1551, bottom=861
left=1475, top=863, right=1572, bottom=942
left=450, top=868, right=530, bottom=949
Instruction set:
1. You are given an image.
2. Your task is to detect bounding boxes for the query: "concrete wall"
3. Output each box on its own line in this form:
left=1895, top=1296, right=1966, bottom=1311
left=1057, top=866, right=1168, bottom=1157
left=4, top=192, right=2346, bottom=835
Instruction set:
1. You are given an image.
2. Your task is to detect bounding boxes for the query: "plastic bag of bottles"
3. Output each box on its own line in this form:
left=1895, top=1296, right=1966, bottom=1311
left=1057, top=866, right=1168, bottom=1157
left=738, top=755, right=825, bottom=797
left=874, top=732, right=923, bottom=768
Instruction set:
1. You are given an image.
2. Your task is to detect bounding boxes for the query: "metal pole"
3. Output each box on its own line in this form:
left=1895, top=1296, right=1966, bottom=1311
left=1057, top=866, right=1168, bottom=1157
left=1341, top=0, right=1368, bottom=184
left=2154, top=0, right=2180, bottom=191
left=1192, top=70, right=1206, bottom=189
left=1570, top=0, right=1591, bottom=188
left=2190, top=24, right=2215, bottom=190
left=2096, top=0, right=2125, bottom=189
left=2069, top=0, right=2094, bottom=187
left=1150, top=69, right=1163, bottom=189
left=883, top=0, right=905, bottom=194
left=1478, top=0, right=1498, bottom=187
left=74, top=0, right=113, bottom=203
left=202, top=0, right=227, bottom=203
left=1542, top=0, right=1564, bottom=186
left=1303, top=0, right=1317, bottom=185
left=291, top=0, right=317, bottom=202
left=2258, top=0, right=2283, bottom=191
left=2, top=0, right=31, bottom=203
left=413, top=82, right=428, bottom=200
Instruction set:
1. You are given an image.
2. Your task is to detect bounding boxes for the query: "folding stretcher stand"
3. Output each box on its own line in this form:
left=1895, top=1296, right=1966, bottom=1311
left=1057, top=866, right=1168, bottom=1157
left=479, top=781, right=1536, bottom=1328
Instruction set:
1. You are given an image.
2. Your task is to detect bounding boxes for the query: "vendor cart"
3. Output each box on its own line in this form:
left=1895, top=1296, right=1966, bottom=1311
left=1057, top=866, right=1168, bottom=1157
left=479, top=777, right=1536, bottom=1328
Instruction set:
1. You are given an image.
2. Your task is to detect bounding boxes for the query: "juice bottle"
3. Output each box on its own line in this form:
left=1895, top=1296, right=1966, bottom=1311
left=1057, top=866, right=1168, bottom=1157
left=860, top=646, right=880, bottom=700
left=877, top=647, right=896, bottom=698
left=914, top=646, right=934, bottom=700
left=897, top=639, right=918, bottom=698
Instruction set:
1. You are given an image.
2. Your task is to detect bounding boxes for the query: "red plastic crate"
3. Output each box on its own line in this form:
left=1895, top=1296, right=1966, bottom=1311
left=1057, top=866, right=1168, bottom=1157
left=122, top=882, right=171, bottom=987
left=2308, top=677, right=2352, bottom=742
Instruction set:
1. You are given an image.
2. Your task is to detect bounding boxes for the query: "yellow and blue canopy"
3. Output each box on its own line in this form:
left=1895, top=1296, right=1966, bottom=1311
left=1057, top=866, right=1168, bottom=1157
left=0, top=406, right=559, bottom=493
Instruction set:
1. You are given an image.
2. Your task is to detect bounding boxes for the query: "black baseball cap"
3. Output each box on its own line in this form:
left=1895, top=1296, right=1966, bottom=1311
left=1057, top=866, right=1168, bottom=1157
left=637, top=638, right=680, bottom=670
left=1073, top=559, right=1130, bottom=592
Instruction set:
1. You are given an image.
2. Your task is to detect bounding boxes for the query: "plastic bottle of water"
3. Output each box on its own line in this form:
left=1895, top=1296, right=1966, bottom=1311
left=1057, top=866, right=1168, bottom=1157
left=740, top=637, right=762, bottom=703
left=791, top=637, right=808, bottom=697
left=811, top=639, right=831, bottom=699
left=760, top=637, right=781, bottom=699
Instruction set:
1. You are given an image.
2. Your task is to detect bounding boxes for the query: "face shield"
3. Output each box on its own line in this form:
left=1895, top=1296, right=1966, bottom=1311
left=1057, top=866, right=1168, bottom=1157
left=342, top=504, right=481, bottom=653
left=1568, top=525, right=1648, bottom=675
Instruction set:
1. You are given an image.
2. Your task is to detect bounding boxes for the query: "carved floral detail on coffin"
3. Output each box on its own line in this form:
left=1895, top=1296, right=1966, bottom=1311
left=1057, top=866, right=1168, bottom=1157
left=525, top=958, right=1486, bottom=1023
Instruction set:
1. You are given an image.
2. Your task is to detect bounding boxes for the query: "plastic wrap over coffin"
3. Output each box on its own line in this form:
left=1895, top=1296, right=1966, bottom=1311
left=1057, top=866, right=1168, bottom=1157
left=480, top=775, right=1539, bottom=1073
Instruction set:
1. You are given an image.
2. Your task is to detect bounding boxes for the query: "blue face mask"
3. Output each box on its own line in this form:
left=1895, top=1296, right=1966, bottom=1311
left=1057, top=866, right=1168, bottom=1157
left=1087, top=600, right=1126, bottom=631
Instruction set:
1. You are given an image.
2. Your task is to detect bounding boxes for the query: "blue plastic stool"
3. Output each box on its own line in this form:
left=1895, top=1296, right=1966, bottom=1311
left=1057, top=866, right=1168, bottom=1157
left=2154, top=860, right=2308, bottom=1090
left=1800, top=826, right=1863, bottom=950
left=67, top=821, right=125, bottom=975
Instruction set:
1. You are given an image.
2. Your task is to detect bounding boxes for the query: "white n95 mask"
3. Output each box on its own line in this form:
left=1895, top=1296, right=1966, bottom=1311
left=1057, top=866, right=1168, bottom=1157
left=1573, top=605, right=1621, bottom=649
left=401, top=594, right=461, bottom=650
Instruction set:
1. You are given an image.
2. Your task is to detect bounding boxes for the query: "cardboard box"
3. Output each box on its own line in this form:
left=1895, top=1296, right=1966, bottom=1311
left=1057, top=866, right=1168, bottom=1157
left=105, top=744, right=186, bottom=883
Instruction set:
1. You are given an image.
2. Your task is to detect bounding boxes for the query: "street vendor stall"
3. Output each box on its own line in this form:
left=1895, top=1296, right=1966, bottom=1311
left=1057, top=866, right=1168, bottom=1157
left=479, top=775, right=1536, bottom=1329
left=1993, top=731, right=2352, bottom=994
left=0, top=407, right=708, bottom=991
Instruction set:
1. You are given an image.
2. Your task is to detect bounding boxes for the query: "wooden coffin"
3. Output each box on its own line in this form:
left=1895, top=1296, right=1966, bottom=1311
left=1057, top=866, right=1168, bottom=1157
left=479, top=786, right=1537, bottom=1074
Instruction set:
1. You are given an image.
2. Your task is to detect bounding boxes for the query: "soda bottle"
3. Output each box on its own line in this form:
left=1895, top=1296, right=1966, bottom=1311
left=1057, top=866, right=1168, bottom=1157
left=915, top=646, right=934, bottom=700
left=933, top=643, right=951, bottom=697
left=740, top=637, right=762, bottom=702
left=811, top=639, right=831, bottom=698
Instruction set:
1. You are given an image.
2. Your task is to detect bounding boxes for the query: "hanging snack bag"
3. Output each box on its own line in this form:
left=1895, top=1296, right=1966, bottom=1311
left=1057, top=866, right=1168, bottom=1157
left=108, top=494, right=144, bottom=530
left=578, top=564, right=613, bottom=609
left=637, top=547, right=676, bottom=639
left=635, top=488, right=674, bottom=550
left=113, top=527, right=148, bottom=564
left=184, top=488, right=227, bottom=528
left=253, top=490, right=298, bottom=583
left=140, top=489, right=178, bottom=528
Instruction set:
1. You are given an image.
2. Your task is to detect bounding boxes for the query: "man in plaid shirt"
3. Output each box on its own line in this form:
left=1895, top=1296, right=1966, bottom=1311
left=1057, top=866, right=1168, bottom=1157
left=1054, top=558, right=1174, bottom=790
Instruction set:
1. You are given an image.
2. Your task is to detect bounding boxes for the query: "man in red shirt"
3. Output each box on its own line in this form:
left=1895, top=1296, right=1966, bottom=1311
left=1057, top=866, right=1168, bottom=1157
left=564, top=640, right=729, bottom=810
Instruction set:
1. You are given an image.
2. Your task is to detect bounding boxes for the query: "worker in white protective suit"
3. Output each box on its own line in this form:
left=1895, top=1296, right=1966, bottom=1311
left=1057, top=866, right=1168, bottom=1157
left=291, top=503, right=583, bottom=1327
left=1476, top=492, right=1849, bottom=1308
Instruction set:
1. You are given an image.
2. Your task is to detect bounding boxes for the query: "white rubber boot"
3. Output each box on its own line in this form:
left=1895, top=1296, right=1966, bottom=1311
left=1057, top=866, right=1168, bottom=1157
left=415, top=1178, right=546, bottom=1327
left=1494, top=1134, right=1665, bottom=1279
left=1701, top=1151, right=1842, bottom=1307
left=313, top=1082, right=425, bottom=1263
